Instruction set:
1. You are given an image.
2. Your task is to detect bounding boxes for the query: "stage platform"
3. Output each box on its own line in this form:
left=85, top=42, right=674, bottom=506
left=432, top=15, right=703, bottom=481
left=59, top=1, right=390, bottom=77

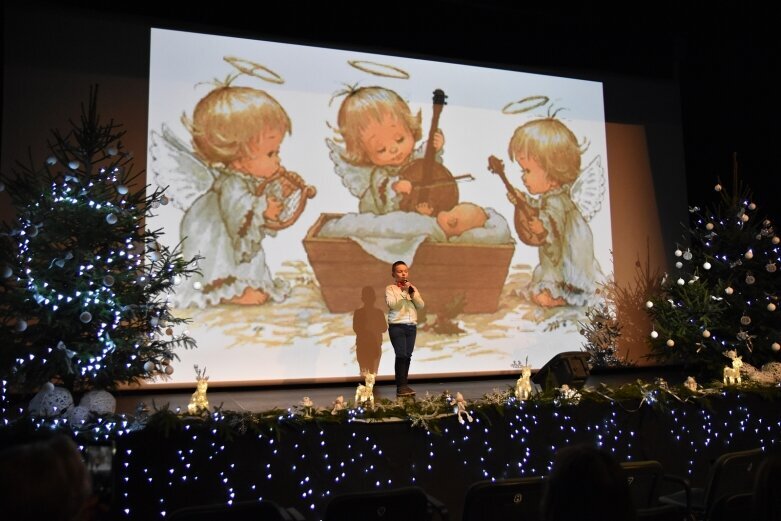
left=114, top=365, right=686, bottom=415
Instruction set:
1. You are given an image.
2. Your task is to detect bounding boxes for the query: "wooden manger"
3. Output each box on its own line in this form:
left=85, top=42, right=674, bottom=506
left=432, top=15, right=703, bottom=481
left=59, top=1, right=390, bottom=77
left=303, top=213, right=515, bottom=313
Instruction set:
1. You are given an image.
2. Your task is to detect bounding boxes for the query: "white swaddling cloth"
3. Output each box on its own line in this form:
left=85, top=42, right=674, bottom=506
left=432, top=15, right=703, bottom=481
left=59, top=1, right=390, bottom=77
left=318, top=209, right=511, bottom=264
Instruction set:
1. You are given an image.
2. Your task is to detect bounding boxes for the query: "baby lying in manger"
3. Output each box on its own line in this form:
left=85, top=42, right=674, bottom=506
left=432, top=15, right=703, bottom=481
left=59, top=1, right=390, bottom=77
left=318, top=203, right=512, bottom=263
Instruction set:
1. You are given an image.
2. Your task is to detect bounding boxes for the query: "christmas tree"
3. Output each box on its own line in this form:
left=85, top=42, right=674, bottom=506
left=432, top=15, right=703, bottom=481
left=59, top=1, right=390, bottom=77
left=645, top=158, right=780, bottom=377
left=0, top=88, right=200, bottom=393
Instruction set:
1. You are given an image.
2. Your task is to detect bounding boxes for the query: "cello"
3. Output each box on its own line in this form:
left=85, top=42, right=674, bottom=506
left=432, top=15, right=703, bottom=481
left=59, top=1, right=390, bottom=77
left=397, top=89, right=460, bottom=215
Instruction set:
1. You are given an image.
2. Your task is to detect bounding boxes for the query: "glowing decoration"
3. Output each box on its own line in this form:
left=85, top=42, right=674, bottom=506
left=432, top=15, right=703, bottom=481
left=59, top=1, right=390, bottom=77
left=745, top=250, right=753, bottom=259
left=354, top=371, right=376, bottom=409
left=514, top=364, right=533, bottom=401
left=666, top=339, right=675, bottom=347
left=772, top=342, right=780, bottom=352
left=192, top=281, right=203, bottom=291
left=300, top=397, right=315, bottom=418
left=117, top=185, right=128, bottom=195
left=645, top=301, right=654, bottom=308
left=449, top=392, right=474, bottom=424
left=556, top=384, right=581, bottom=405
left=68, top=160, right=80, bottom=170
left=66, top=405, right=91, bottom=425
left=706, top=222, right=714, bottom=230
left=683, top=376, right=698, bottom=392
left=46, top=156, right=57, bottom=165
left=187, top=365, right=210, bottom=415
left=677, top=278, right=685, bottom=286
left=741, top=214, right=750, bottom=223
left=768, top=303, right=777, bottom=312
left=674, top=249, right=683, bottom=257
left=714, top=183, right=722, bottom=191
left=723, top=351, right=743, bottom=385
left=331, top=396, right=346, bottom=415
left=773, top=236, right=780, bottom=245
left=702, top=330, right=711, bottom=338
left=725, top=287, right=734, bottom=295
left=650, top=330, right=659, bottom=339
left=703, top=261, right=711, bottom=270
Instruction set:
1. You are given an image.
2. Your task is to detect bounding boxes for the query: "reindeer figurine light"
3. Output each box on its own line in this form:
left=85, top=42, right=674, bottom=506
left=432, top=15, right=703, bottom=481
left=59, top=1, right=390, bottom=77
left=514, top=359, right=533, bottom=401
left=723, top=350, right=743, bottom=385
left=188, top=365, right=210, bottom=414
left=355, top=371, right=376, bottom=409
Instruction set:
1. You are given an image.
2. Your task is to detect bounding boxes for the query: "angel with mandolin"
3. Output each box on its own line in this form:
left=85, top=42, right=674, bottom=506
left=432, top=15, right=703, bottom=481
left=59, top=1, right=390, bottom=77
left=488, top=117, right=604, bottom=308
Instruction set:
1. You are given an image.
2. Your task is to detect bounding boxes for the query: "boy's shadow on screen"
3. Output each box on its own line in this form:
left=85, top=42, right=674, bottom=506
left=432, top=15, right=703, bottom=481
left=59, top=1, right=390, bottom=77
left=352, top=286, right=388, bottom=377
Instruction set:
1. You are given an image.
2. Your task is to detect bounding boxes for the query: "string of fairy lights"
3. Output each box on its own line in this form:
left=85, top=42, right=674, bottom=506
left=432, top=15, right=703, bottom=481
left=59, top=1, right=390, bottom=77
left=5, top=387, right=779, bottom=520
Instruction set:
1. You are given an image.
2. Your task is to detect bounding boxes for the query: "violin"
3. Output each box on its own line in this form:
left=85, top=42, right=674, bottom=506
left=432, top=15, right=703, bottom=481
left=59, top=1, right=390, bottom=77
left=397, top=89, right=459, bottom=215
left=487, top=155, right=547, bottom=245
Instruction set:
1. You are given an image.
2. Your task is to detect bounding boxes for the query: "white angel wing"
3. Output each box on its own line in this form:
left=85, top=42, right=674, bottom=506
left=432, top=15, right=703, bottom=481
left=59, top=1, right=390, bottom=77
left=326, top=137, right=370, bottom=198
left=149, top=123, right=216, bottom=211
left=571, top=155, right=606, bottom=221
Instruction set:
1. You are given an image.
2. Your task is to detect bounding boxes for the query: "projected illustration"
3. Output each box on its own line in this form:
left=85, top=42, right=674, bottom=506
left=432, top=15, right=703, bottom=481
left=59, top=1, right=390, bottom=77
left=148, top=29, right=612, bottom=385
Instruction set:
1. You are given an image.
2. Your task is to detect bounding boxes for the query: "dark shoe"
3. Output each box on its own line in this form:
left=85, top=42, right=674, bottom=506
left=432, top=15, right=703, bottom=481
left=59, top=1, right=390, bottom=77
left=396, top=385, right=416, bottom=397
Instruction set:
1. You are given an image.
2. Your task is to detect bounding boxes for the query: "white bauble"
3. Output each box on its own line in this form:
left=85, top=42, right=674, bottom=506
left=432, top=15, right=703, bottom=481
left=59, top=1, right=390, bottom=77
left=80, top=390, right=116, bottom=415
left=67, top=405, right=91, bottom=425
left=768, top=303, right=777, bottom=312
left=650, top=330, right=659, bottom=339
left=772, top=342, right=781, bottom=352
left=32, top=386, right=74, bottom=417
left=666, top=339, right=675, bottom=347
left=725, top=287, right=734, bottom=295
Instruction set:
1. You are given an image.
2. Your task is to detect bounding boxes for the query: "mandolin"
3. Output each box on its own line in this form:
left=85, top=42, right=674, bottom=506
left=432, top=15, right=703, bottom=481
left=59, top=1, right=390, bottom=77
left=487, top=155, right=546, bottom=245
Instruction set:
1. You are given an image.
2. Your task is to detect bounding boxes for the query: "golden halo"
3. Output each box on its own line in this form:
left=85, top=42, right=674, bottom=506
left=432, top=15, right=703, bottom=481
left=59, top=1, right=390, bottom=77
left=348, top=60, right=410, bottom=79
left=224, top=56, right=284, bottom=85
left=501, top=95, right=549, bottom=115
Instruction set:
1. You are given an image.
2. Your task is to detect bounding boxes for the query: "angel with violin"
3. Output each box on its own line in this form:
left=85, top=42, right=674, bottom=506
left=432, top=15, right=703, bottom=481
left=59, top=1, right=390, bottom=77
left=327, top=86, right=449, bottom=216
left=150, top=80, right=315, bottom=308
left=488, top=117, right=604, bottom=308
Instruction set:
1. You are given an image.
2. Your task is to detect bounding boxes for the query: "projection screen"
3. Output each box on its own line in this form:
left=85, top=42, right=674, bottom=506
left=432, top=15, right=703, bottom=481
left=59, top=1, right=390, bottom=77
left=147, top=28, right=613, bottom=385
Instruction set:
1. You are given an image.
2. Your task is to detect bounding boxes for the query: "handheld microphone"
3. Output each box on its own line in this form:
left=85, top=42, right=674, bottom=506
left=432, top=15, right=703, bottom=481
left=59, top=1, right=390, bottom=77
left=405, top=280, right=414, bottom=296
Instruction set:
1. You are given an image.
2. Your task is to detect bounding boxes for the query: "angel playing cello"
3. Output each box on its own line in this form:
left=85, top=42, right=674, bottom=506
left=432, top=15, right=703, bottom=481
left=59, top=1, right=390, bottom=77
left=490, top=117, right=604, bottom=308
left=326, top=86, right=445, bottom=216
left=150, top=75, right=315, bottom=308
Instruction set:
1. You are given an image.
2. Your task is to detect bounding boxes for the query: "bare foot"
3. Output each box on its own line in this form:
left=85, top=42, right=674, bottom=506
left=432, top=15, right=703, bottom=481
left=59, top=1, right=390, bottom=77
left=226, top=288, right=269, bottom=305
left=532, top=290, right=566, bottom=308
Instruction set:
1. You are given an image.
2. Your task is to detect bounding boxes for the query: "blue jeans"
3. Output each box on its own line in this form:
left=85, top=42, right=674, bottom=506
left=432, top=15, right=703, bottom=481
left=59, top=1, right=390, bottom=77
left=389, top=323, right=416, bottom=388
left=388, top=323, right=417, bottom=360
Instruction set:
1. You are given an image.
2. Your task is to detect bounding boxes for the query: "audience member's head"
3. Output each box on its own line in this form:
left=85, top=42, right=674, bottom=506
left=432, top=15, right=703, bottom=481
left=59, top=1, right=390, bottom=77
left=0, top=434, right=93, bottom=521
left=541, top=443, right=636, bottom=521
left=754, top=450, right=781, bottom=521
